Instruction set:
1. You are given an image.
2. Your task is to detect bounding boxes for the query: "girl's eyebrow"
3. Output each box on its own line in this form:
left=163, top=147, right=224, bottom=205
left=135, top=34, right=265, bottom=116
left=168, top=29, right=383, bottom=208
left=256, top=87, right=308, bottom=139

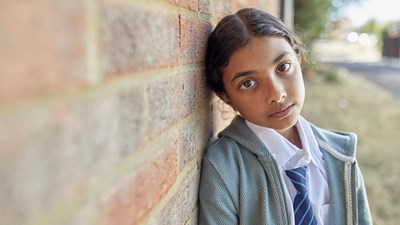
left=231, top=70, right=256, bottom=84
left=273, top=51, right=291, bottom=64
left=231, top=51, right=291, bottom=84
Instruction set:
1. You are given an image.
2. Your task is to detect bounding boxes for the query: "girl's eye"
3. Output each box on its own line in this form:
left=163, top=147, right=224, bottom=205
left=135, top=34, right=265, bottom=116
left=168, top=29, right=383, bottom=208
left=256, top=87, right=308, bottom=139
left=239, top=79, right=256, bottom=89
left=277, top=62, right=291, bottom=73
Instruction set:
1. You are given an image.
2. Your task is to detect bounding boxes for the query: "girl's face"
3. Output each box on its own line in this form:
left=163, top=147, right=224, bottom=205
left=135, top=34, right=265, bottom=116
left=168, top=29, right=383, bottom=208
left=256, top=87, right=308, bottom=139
left=218, top=36, right=305, bottom=136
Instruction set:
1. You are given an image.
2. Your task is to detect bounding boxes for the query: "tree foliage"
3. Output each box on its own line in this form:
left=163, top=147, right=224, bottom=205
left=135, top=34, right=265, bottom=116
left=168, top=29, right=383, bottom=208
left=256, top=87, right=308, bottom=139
left=294, top=0, right=332, bottom=44
left=357, top=19, right=392, bottom=48
left=294, top=0, right=365, bottom=44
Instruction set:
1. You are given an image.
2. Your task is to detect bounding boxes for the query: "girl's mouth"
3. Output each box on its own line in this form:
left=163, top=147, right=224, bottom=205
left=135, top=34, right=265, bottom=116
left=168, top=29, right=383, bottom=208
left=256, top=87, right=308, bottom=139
left=268, top=104, right=294, bottom=119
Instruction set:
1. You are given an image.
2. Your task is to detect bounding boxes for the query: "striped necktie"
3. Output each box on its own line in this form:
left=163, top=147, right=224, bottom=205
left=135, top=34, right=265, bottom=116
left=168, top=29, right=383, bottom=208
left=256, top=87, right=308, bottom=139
left=285, top=166, right=318, bottom=225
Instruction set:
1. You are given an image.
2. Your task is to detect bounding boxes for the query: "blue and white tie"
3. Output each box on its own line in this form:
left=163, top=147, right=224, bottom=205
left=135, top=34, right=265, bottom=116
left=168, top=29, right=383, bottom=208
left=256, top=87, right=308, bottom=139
left=285, top=166, right=318, bottom=225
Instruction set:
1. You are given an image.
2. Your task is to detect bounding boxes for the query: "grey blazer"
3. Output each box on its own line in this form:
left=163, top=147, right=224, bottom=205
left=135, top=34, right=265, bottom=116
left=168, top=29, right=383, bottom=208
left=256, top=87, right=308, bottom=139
left=199, top=116, right=372, bottom=225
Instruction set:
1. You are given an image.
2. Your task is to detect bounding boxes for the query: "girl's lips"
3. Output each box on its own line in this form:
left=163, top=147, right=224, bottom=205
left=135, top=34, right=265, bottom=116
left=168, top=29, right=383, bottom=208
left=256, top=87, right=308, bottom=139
left=268, top=104, right=294, bottom=118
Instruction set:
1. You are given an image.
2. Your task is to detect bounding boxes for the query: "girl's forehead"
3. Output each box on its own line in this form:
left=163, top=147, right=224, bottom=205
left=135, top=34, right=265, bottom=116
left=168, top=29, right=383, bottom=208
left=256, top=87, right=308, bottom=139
left=224, top=37, right=297, bottom=76
left=231, top=36, right=294, bottom=60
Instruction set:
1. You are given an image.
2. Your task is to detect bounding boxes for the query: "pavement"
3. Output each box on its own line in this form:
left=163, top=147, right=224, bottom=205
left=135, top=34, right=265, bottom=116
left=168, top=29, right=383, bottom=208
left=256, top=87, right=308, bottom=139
left=313, top=40, right=400, bottom=98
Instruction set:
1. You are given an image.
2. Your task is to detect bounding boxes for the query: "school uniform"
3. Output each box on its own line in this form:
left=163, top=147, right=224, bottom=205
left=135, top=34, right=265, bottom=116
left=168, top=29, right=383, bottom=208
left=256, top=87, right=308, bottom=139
left=199, top=115, right=372, bottom=225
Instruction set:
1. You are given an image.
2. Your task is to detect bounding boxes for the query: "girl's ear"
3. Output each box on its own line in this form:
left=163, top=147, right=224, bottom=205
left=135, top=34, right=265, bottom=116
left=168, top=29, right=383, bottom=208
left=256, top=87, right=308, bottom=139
left=216, top=92, right=230, bottom=105
left=216, top=92, right=237, bottom=111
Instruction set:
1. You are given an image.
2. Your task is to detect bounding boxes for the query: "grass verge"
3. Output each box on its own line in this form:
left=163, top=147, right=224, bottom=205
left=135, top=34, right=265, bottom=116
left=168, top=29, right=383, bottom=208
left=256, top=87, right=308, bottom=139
left=302, top=64, right=400, bottom=225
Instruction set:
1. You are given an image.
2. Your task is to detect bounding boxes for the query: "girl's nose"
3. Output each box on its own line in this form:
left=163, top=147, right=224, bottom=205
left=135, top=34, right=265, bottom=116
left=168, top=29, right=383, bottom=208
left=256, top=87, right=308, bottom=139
left=265, top=81, right=286, bottom=104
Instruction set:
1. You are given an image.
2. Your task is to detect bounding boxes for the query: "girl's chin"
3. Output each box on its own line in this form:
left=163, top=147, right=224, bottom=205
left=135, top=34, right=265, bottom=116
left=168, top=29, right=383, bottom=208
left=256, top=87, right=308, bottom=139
left=268, top=115, right=300, bottom=131
left=249, top=119, right=298, bottom=131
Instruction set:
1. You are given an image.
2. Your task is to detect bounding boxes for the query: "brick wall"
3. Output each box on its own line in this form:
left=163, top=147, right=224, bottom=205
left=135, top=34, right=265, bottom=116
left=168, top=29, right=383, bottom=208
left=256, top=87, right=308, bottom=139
left=0, top=0, right=279, bottom=224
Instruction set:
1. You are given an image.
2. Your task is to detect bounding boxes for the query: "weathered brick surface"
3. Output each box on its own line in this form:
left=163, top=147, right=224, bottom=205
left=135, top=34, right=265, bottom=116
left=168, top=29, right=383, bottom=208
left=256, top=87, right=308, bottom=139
left=198, top=0, right=229, bottom=17
left=195, top=69, right=212, bottom=107
left=188, top=208, right=199, bottom=225
left=99, top=137, right=179, bottom=225
left=0, top=84, right=148, bottom=225
left=100, top=2, right=179, bottom=76
left=147, top=168, right=200, bottom=225
left=62, top=204, right=98, bottom=225
left=180, top=16, right=213, bottom=65
left=261, top=0, right=280, bottom=16
left=179, top=111, right=213, bottom=171
left=164, top=0, right=199, bottom=11
left=0, top=0, right=87, bottom=104
left=0, top=0, right=279, bottom=224
left=147, top=68, right=212, bottom=140
left=147, top=70, right=197, bottom=138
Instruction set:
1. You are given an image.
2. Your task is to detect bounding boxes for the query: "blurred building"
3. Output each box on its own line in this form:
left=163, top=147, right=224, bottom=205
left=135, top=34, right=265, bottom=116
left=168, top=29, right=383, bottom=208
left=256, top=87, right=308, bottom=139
left=382, top=25, right=400, bottom=58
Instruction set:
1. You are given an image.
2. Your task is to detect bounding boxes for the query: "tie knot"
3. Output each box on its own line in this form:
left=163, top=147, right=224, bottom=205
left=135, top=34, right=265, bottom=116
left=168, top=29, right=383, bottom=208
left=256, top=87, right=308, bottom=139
left=285, top=166, right=308, bottom=193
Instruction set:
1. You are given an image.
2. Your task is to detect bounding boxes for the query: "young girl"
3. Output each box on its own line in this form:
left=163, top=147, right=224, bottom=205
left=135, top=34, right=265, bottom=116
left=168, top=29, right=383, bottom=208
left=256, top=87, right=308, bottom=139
left=199, top=8, right=372, bottom=225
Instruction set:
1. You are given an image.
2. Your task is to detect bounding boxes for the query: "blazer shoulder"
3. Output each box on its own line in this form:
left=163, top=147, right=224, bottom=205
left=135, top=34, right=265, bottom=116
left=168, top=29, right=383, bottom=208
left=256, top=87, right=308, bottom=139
left=204, top=135, right=243, bottom=167
left=310, top=123, right=357, bottom=159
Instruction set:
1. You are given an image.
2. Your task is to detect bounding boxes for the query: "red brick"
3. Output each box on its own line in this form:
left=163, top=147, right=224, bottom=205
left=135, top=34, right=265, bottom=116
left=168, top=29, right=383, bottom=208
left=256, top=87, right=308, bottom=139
left=0, top=0, right=87, bottom=104
left=199, top=0, right=236, bottom=17
left=195, top=69, right=212, bottom=107
left=230, top=1, right=252, bottom=12
left=258, top=1, right=280, bottom=16
left=199, top=0, right=221, bottom=16
left=148, top=70, right=197, bottom=138
left=100, top=138, right=179, bottom=225
left=147, top=168, right=200, bottom=225
left=186, top=207, right=199, bottom=225
left=247, top=0, right=263, bottom=7
left=0, top=85, right=148, bottom=225
left=62, top=204, right=97, bottom=225
left=198, top=0, right=279, bottom=19
left=164, top=0, right=198, bottom=11
left=147, top=68, right=211, bottom=139
left=180, top=16, right=212, bottom=65
left=179, top=112, right=212, bottom=171
left=100, top=2, right=179, bottom=76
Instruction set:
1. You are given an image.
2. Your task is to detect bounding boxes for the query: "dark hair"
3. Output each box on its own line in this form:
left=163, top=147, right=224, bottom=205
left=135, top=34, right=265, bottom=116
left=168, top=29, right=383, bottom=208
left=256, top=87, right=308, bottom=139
left=204, top=8, right=306, bottom=93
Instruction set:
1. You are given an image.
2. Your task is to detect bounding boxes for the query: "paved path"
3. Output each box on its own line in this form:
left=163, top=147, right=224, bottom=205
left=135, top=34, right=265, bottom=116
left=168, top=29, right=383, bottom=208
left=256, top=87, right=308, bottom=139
left=313, top=40, right=400, bottom=98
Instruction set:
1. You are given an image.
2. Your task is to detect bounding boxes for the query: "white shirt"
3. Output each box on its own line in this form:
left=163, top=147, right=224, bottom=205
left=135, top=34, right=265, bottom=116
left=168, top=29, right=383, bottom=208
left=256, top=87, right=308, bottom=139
left=246, top=116, right=330, bottom=225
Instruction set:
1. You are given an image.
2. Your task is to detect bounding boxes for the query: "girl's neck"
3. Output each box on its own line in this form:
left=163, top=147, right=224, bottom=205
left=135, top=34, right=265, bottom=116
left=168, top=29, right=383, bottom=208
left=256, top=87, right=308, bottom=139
left=276, top=126, right=303, bottom=149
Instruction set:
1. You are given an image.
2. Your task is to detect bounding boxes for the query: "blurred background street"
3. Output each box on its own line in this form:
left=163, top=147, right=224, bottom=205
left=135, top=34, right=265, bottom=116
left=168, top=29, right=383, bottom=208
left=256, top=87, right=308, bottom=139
left=296, top=1, right=400, bottom=223
left=313, top=39, right=400, bottom=97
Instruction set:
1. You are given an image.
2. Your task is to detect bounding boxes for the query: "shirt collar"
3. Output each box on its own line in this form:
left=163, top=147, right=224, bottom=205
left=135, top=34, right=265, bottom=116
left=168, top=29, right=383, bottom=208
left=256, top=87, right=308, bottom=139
left=245, top=116, right=320, bottom=170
